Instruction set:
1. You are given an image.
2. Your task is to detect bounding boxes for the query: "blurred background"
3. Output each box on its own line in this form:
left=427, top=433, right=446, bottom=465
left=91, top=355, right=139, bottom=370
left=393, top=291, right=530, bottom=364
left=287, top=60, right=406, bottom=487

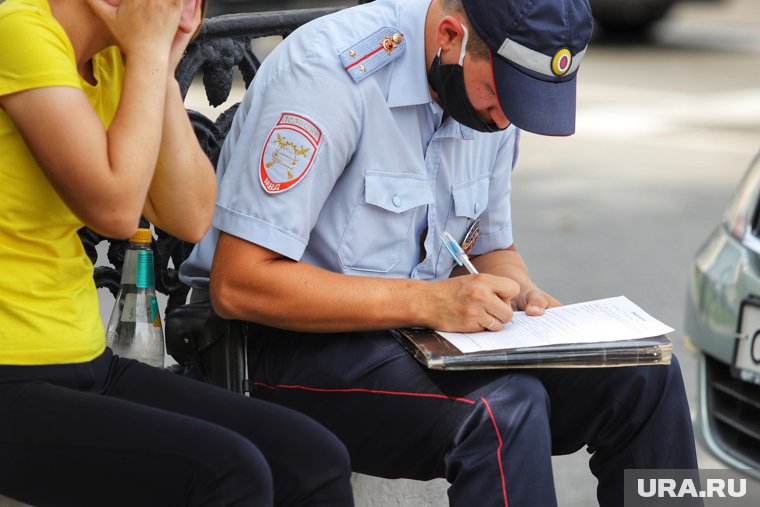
left=511, top=0, right=760, bottom=504
left=156, top=0, right=760, bottom=505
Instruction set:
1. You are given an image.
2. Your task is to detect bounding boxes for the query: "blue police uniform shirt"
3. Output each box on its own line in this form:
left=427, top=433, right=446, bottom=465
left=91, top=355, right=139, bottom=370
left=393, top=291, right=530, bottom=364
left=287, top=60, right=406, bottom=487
left=180, top=0, right=520, bottom=288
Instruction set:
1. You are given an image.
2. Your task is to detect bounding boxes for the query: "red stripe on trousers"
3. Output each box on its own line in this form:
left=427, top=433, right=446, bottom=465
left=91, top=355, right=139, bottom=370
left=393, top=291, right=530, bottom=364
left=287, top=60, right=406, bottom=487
left=252, top=381, right=476, bottom=404
left=252, top=381, right=509, bottom=507
left=481, top=396, right=509, bottom=507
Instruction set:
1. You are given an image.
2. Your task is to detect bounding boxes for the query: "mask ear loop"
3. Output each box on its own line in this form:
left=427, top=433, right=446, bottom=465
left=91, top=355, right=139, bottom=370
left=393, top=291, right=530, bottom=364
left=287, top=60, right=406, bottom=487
left=436, top=23, right=469, bottom=64
left=458, top=24, right=469, bottom=66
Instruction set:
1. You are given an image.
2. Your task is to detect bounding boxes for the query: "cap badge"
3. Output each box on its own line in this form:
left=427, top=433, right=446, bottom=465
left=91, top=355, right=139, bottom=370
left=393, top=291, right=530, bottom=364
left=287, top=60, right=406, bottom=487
left=550, top=48, right=572, bottom=76
left=259, top=113, right=322, bottom=194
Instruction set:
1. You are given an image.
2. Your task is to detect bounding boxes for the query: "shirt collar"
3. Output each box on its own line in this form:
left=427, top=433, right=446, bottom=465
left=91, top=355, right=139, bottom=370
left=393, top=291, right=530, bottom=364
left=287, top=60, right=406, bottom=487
left=434, top=117, right=477, bottom=140
left=387, top=0, right=434, bottom=108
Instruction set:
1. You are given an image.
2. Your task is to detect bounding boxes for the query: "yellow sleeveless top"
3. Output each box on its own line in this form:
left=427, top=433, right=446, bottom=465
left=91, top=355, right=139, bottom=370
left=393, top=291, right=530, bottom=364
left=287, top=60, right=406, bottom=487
left=0, top=0, right=125, bottom=364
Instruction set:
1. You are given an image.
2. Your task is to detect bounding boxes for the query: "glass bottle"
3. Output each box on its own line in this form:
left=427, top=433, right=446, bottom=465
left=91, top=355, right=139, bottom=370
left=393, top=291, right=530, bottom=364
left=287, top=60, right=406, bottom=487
left=105, top=228, right=165, bottom=367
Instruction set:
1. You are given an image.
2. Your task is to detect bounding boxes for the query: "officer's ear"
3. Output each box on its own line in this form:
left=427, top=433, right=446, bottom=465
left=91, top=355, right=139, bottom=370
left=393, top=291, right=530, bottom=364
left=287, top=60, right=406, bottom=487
left=435, top=15, right=466, bottom=53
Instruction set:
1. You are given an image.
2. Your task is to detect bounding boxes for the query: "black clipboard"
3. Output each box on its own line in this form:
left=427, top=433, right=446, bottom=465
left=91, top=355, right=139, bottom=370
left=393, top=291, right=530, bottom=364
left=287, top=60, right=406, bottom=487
left=392, top=327, right=673, bottom=370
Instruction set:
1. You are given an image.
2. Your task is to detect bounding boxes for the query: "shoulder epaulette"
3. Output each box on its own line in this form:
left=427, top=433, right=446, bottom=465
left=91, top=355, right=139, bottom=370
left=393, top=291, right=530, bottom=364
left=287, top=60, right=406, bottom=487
left=339, top=27, right=406, bottom=83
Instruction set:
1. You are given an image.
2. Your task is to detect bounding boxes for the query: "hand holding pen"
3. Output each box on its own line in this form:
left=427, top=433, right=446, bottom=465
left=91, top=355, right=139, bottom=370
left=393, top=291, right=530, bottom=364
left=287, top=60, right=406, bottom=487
left=438, top=230, right=515, bottom=331
left=442, top=232, right=530, bottom=313
left=441, top=230, right=559, bottom=323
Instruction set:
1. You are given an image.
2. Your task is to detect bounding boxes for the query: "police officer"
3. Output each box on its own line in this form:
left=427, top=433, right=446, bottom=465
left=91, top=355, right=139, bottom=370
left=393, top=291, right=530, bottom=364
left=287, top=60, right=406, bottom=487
left=180, top=0, right=699, bottom=505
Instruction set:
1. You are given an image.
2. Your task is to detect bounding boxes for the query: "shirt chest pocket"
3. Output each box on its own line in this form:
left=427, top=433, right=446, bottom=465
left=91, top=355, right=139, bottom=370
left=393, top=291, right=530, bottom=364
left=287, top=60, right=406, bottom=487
left=338, top=172, right=433, bottom=273
left=438, top=175, right=490, bottom=274
left=452, top=175, right=490, bottom=220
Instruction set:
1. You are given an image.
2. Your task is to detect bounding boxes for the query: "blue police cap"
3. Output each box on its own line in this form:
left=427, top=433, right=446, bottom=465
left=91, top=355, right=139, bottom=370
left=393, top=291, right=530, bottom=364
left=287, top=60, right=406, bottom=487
left=461, top=0, right=593, bottom=136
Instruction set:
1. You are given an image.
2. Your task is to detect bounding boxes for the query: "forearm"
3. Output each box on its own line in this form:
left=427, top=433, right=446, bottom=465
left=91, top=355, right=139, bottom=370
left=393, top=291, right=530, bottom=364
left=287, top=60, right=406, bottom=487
left=211, top=232, right=526, bottom=332
left=144, top=79, right=216, bottom=242
left=99, top=50, right=171, bottom=226
left=211, top=258, right=428, bottom=333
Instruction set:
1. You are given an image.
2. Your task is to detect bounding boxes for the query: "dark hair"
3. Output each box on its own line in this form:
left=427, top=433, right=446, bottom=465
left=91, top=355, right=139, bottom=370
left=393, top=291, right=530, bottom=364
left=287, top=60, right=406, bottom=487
left=190, top=0, right=209, bottom=40
left=439, top=0, right=490, bottom=60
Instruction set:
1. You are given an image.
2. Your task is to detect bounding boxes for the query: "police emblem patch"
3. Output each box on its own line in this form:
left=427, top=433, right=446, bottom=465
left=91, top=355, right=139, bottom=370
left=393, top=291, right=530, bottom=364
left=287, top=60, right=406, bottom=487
left=260, top=113, right=322, bottom=194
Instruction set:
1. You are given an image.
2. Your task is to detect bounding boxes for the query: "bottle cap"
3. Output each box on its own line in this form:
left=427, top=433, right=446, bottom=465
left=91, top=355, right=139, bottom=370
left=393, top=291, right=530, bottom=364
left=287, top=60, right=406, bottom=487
left=130, top=228, right=152, bottom=244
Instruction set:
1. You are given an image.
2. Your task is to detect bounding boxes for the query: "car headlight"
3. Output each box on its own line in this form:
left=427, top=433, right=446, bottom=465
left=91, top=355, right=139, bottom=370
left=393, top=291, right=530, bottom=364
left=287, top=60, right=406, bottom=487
left=724, top=150, right=760, bottom=242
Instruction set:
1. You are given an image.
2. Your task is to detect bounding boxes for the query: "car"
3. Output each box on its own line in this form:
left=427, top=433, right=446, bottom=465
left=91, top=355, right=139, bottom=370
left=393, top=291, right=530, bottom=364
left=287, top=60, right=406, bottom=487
left=590, top=0, right=676, bottom=34
left=207, top=0, right=681, bottom=35
left=684, top=148, right=760, bottom=478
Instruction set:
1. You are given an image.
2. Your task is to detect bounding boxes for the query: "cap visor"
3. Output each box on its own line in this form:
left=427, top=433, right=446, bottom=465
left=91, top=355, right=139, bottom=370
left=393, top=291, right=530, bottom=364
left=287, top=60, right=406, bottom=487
left=493, top=57, right=577, bottom=136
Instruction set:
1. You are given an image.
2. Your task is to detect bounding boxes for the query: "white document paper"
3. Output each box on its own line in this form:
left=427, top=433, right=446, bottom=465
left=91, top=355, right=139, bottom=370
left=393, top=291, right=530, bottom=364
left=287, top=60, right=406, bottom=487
left=438, top=296, right=675, bottom=354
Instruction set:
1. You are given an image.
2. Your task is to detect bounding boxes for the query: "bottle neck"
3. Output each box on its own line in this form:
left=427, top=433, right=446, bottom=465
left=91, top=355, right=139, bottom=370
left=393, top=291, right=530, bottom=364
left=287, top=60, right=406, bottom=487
left=136, top=250, right=156, bottom=290
left=120, top=242, right=152, bottom=285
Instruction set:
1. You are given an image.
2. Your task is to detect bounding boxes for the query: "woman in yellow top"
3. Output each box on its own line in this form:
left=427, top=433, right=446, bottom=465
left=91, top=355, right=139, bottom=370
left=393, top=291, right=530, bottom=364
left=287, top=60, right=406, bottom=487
left=0, top=1, right=353, bottom=505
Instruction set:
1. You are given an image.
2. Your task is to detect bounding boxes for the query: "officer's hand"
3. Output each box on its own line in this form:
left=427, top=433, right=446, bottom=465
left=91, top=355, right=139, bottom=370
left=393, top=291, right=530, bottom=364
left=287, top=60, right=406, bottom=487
left=425, top=274, right=520, bottom=332
left=513, top=287, right=562, bottom=316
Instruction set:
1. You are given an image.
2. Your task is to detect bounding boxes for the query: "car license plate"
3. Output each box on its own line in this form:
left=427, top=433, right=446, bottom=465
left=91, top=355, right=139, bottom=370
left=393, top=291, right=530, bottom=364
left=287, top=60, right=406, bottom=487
left=734, top=298, right=760, bottom=386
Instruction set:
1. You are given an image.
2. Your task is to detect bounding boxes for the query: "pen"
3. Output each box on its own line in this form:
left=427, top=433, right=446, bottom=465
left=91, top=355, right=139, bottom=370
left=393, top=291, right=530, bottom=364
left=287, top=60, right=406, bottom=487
left=440, top=230, right=479, bottom=275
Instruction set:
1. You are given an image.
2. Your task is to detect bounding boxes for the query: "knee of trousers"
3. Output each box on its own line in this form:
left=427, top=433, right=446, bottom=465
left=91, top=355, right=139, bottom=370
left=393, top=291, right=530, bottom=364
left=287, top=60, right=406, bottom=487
left=608, top=354, right=688, bottom=414
left=586, top=355, right=691, bottom=449
left=288, top=423, right=353, bottom=492
left=463, top=374, right=551, bottom=444
left=646, top=354, right=690, bottom=416
left=195, top=430, right=274, bottom=505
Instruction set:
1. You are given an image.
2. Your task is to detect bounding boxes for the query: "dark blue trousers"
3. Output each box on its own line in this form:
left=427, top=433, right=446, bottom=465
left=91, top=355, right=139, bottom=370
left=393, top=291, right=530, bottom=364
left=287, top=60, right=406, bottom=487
left=0, top=349, right=353, bottom=507
left=248, top=328, right=698, bottom=507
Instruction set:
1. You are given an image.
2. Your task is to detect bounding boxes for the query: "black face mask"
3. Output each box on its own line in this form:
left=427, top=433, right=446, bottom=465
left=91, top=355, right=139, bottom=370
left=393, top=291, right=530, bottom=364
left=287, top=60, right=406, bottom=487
left=427, top=27, right=505, bottom=133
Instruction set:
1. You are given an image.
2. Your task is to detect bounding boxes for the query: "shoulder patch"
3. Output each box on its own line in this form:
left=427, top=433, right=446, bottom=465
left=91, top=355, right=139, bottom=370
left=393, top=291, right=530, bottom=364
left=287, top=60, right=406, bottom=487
left=259, top=113, right=322, bottom=194
left=339, top=27, right=405, bottom=83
